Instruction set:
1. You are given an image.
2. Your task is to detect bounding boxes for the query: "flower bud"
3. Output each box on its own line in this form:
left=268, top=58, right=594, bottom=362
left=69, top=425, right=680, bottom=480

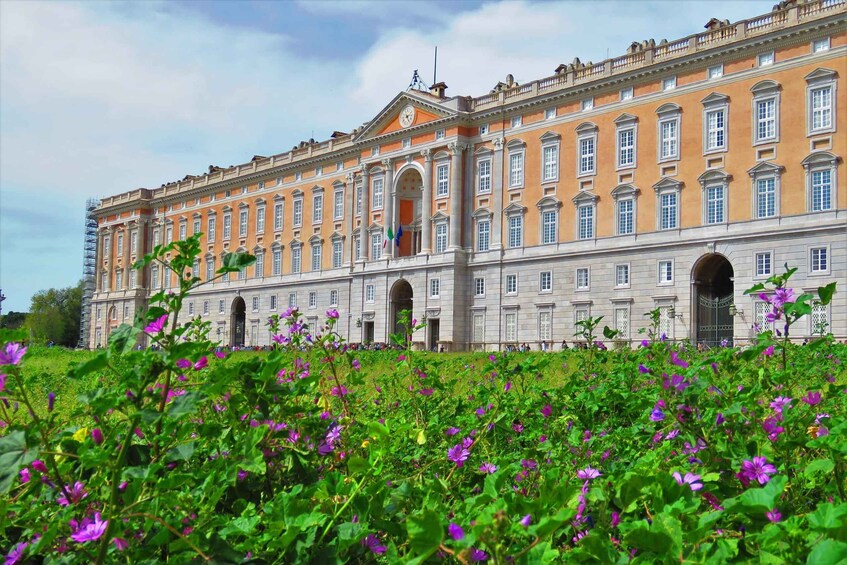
left=47, top=392, right=55, bottom=412
left=91, top=428, right=104, bottom=445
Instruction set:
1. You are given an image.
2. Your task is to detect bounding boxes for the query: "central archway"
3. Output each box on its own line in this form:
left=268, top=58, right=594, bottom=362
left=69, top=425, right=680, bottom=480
left=230, top=296, right=246, bottom=348
left=390, top=279, right=414, bottom=342
left=393, top=166, right=423, bottom=257
left=692, top=254, right=734, bottom=347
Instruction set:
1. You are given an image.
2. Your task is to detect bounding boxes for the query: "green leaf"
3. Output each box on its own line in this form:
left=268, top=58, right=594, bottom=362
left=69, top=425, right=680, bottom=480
left=165, top=442, right=196, bottom=463
left=0, top=430, right=29, bottom=494
left=804, top=459, right=835, bottom=479
left=108, top=323, right=141, bottom=355
left=218, top=251, right=256, bottom=274
left=68, top=350, right=109, bottom=379
left=728, top=475, right=787, bottom=513
left=817, top=282, right=837, bottom=305
left=167, top=391, right=202, bottom=418
left=406, top=508, right=443, bottom=557
left=347, top=456, right=368, bottom=476
left=806, top=539, right=847, bottom=565
left=808, top=503, right=847, bottom=531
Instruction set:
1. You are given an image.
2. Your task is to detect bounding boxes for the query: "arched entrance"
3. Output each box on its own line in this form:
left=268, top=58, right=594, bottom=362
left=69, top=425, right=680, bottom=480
left=692, top=254, right=734, bottom=347
left=230, top=296, right=246, bottom=347
left=394, top=166, right=423, bottom=257
left=390, top=279, right=414, bottom=342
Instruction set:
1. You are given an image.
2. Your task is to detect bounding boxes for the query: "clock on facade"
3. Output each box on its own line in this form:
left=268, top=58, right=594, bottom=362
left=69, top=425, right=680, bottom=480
left=399, top=105, right=416, bottom=128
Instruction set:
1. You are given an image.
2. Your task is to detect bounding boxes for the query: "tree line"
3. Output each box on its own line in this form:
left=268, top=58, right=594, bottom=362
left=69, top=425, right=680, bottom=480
left=0, top=282, right=82, bottom=347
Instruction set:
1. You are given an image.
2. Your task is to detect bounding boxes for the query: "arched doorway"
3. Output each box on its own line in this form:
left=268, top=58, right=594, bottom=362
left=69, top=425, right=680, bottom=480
left=390, top=279, right=414, bottom=342
left=394, top=166, right=423, bottom=257
left=231, top=296, right=246, bottom=347
left=692, top=254, right=734, bottom=347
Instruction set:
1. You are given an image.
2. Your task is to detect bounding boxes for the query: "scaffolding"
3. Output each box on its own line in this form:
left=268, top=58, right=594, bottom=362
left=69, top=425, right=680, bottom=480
left=77, top=198, right=99, bottom=348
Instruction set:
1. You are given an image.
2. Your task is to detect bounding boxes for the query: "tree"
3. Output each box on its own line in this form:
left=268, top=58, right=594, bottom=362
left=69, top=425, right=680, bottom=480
left=25, top=282, right=83, bottom=346
left=0, top=311, right=27, bottom=329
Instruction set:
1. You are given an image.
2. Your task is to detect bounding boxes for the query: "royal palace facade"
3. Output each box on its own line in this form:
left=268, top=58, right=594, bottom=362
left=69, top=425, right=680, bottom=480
left=89, top=0, right=846, bottom=350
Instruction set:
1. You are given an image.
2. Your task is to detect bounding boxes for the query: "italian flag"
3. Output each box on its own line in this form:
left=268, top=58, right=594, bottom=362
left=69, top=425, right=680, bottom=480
left=383, top=226, right=394, bottom=248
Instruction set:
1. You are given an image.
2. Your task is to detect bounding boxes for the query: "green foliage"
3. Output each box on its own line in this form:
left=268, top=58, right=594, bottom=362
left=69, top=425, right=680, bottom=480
left=24, top=281, right=83, bottom=346
left=0, top=249, right=845, bottom=563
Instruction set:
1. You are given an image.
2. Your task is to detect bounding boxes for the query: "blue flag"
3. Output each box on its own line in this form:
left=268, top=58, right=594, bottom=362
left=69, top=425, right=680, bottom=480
left=395, top=224, right=403, bottom=246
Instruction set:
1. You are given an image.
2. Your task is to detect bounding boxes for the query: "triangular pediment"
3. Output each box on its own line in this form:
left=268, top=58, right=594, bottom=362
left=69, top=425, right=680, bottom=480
left=701, top=92, right=729, bottom=106
left=503, top=202, right=527, bottom=215
left=354, top=91, right=457, bottom=142
left=747, top=161, right=784, bottom=177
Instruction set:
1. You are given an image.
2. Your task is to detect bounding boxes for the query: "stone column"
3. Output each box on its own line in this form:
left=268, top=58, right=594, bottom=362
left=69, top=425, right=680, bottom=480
left=122, top=223, right=131, bottom=290
left=491, top=137, right=505, bottom=250
left=359, top=166, right=370, bottom=262
left=382, top=158, right=394, bottom=259
left=95, top=228, right=106, bottom=292
left=344, top=173, right=354, bottom=267
left=448, top=142, right=466, bottom=250
left=464, top=144, right=474, bottom=250
left=419, top=149, right=433, bottom=255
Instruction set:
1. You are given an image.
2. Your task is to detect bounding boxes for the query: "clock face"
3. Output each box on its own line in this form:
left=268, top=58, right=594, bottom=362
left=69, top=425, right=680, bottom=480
left=399, top=105, right=416, bottom=128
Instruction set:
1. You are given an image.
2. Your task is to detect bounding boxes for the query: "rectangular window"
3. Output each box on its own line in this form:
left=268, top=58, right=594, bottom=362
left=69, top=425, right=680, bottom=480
left=219, top=299, right=225, bottom=314
left=474, top=277, right=485, bottom=297
left=334, top=190, right=344, bottom=220
left=755, top=301, right=773, bottom=332
left=371, top=146, right=380, bottom=157
left=166, top=227, right=173, bottom=244
left=659, top=260, right=673, bottom=284
left=706, top=186, right=725, bottom=224
left=477, top=159, right=491, bottom=194
left=435, top=164, right=449, bottom=197
left=292, top=247, right=301, bottom=274
left=539, top=311, right=552, bottom=341
left=274, top=203, right=283, bottom=231
left=435, top=223, right=448, bottom=253
left=757, top=178, right=776, bottom=218
left=505, top=274, right=517, bottom=295
left=293, top=199, right=303, bottom=227
left=239, top=209, right=248, bottom=237
left=545, top=107, right=556, bottom=120
left=115, top=270, right=122, bottom=290
left=288, top=292, right=297, bottom=307
left=578, top=205, right=594, bottom=239
left=511, top=115, right=522, bottom=128
left=617, top=199, right=634, bottom=235
left=479, top=124, right=489, bottom=135
left=509, top=152, right=523, bottom=188
left=337, top=161, right=343, bottom=172
left=755, top=252, right=772, bottom=277
left=579, top=137, right=595, bottom=175
left=272, top=249, right=281, bottom=275
left=505, top=312, right=517, bottom=342
left=332, top=240, right=343, bottom=268
left=308, top=291, right=317, bottom=309
left=203, top=300, right=209, bottom=315
left=811, top=86, right=832, bottom=131
left=758, top=51, right=774, bottom=67
left=706, top=109, right=725, bottom=150
left=811, top=302, right=829, bottom=335
left=402, top=138, right=411, bottom=149
left=539, top=271, right=552, bottom=293
left=435, top=129, right=445, bottom=140
left=430, top=278, right=440, bottom=298
left=620, top=87, right=633, bottom=101
left=270, top=295, right=277, bottom=310
left=252, top=296, right=259, bottom=311
left=477, top=220, right=490, bottom=252
left=222, top=215, right=231, bottom=240
left=756, top=99, right=776, bottom=141
left=614, top=307, right=630, bottom=339
left=151, top=264, right=159, bottom=289
left=508, top=215, right=523, bottom=248
left=354, top=235, right=361, bottom=260
left=581, top=98, right=594, bottom=111
left=130, top=230, right=138, bottom=254
left=129, top=269, right=136, bottom=289
left=618, top=128, right=634, bottom=167
left=255, top=252, right=264, bottom=277
left=193, top=219, right=201, bottom=235
left=542, top=145, right=558, bottom=181
left=371, top=233, right=381, bottom=260
left=576, top=268, right=589, bottom=290
left=256, top=207, right=265, bottom=234
left=662, top=76, right=676, bottom=90
left=315, top=167, right=322, bottom=177
left=810, top=247, right=828, bottom=273
left=116, top=233, right=124, bottom=255
left=206, top=258, right=215, bottom=280
left=329, top=290, right=339, bottom=306
left=660, top=119, right=679, bottom=160
left=708, top=64, right=723, bottom=79
left=813, top=38, right=830, bottom=52
left=313, top=194, right=323, bottom=223
left=153, top=229, right=160, bottom=248
left=660, top=193, right=678, bottom=230
left=372, top=178, right=385, bottom=209
left=541, top=210, right=557, bottom=245
left=615, top=264, right=630, bottom=287
left=188, top=302, right=194, bottom=316
left=366, top=284, right=375, bottom=303
left=355, top=186, right=362, bottom=216
left=311, top=245, right=321, bottom=271
left=473, top=314, right=485, bottom=342
left=237, top=266, right=246, bottom=281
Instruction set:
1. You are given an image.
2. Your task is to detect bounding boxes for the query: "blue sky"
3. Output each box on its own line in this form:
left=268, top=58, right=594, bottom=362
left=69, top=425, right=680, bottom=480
left=0, top=0, right=775, bottom=313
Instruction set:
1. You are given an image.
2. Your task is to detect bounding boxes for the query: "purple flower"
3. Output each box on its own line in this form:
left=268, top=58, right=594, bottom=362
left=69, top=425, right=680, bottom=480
left=57, top=481, right=88, bottom=506
left=769, top=396, right=791, bottom=413
left=638, top=363, right=650, bottom=374
left=650, top=408, right=665, bottom=422
left=144, top=314, right=168, bottom=334
left=4, top=542, right=27, bottom=565
left=504, top=381, right=512, bottom=392
left=519, top=514, right=532, bottom=527
left=670, top=351, right=688, bottom=369
left=0, top=343, right=27, bottom=366
left=762, top=345, right=775, bottom=357
left=772, top=288, right=796, bottom=308
left=70, top=512, right=108, bottom=543
left=91, top=428, right=104, bottom=446
left=113, top=537, right=129, bottom=551
left=766, top=509, right=782, bottom=523
left=470, top=548, right=488, bottom=562
left=32, top=460, right=48, bottom=473
left=716, top=413, right=726, bottom=426
left=479, top=462, right=497, bottom=474
left=351, top=359, right=361, bottom=371
left=577, top=466, right=601, bottom=480
left=448, top=522, right=465, bottom=540
left=447, top=444, right=470, bottom=467
left=0, top=373, right=5, bottom=393
left=462, top=437, right=474, bottom=449
left=740, top=456, right=777, bottom=485
left=326, top=308, right=339, bottom=319
left=175, top=358, right=192, bottom=369
left=445, top=427, right=461, bottom=436
left=47, top=392, right=55, bottom=412
left=193, top=356, right=208, bottom=370
left=361, top=534, right=386, bottom=555
left=762, top=417, right=785, bottom=441
left=611, top=512, right=620, bottom=527
left=419, top=388, right=434, bottom=396
left=19, top=468, right=30, bottom=483
left=672, top=471, right=703, bottom=491
left=488, top=354, right=496, bottom=362
left=801, top=391, right=822, bottom=406
left=540, top=404, right=552, bottom=418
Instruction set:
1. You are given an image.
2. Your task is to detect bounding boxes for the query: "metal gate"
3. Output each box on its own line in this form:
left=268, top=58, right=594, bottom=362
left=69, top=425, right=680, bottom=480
left=697, top=294, right=733, bottom=347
